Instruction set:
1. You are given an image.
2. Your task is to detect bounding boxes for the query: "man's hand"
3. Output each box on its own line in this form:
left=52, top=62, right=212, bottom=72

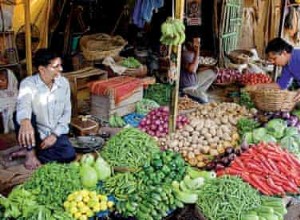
left=193, top=38, right=200, bottom=53
left=40, top=134, right=57, bottom=150
left=18, top=119, right=35, bottom=148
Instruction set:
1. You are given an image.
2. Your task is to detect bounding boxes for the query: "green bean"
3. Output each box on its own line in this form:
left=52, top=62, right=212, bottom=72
left=100, top=128, right=160, bottom=169
left=196, top=175, right=261, bottom=220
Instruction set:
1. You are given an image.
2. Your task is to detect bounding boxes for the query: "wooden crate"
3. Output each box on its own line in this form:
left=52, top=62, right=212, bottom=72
left=91, top=86, right=143, bottom=120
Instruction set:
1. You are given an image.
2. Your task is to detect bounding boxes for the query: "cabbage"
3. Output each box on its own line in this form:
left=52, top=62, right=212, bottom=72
left=265, top=119, right=287, bottom=139
left=260, top=134, right=277, bottom=143
left=279, top=136, right=300, bottom=158
left=80, top=164, right=98, bottom=188
left=94, top=156, right=111, bottom=180
left=243, top=132, right=254, bottom=144
left=284, top=127, right=299, bottom=137
left=252, top=128, right=267, bottom=143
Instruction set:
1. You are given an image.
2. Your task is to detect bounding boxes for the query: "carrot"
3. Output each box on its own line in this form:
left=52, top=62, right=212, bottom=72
left=248, top=174, right=272, bottom=195
left=266, top=158, right=280, bottom=173
left=266, top=177, right=285, bottom=196
left=246, top=163, right=264, bottom=174
left=232, top=157, right=245, bottom=169
left=284, top=151, right=300, bottom=168
left=225, top=167, right=244, bottom=176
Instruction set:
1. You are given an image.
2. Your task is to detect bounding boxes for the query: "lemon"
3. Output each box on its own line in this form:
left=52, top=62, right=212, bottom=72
left=83, top=195, right=90, bottom=203
left=77, top=201, right=85, bottom=208
left=107, top=201, right=114, bottom=208
left=79, top=215, right=88, bottom=220
left=67, top=194, right=75, bottom=201
left=101, top=195, right=108, bottom=202
left=92, top=204, right=101, bottom=212
left=80, top=205, right=90, bottom=214
left=74, top=212, right=82, bottom=219
left=63, top=201, right=70, bottom=209
left=75, top=194, right=83, bottom=202
left=86, top=209, right=94, bottom=217
left=89, top=191, right=97, bottom=197
left=99, top=201, right=108, bottom=211
left=70, top=206, right=78, bottom=215
left=81, top=189, right=89, bottom=196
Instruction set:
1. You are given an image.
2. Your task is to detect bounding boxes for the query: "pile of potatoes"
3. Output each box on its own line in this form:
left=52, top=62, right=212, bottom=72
left=159, top=102, right=256, bottom=168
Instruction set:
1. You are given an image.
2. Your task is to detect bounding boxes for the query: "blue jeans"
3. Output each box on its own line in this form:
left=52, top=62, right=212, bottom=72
left=13, top=113, right=76, bottom=164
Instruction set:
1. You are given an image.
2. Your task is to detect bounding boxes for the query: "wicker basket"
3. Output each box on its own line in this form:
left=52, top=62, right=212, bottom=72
left=246, top=84, right=297, bottom=112
left=226, top=49, right=254, bottom=64
left=80, top=33, right=127, bottom=61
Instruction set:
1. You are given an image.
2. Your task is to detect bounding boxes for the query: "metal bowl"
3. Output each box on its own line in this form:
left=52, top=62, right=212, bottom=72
left=70, top=136, right=105, bottom=153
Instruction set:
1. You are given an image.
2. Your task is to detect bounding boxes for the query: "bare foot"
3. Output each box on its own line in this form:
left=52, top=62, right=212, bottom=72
left=9, top=148, right=27, bottom=160
left=24, top=151, right=41, bottom=170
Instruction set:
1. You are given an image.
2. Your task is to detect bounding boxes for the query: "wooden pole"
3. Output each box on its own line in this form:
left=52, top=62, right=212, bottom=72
left=169, top=0, right=185, bottom=133
left=24, top=0, right=32, bottom=75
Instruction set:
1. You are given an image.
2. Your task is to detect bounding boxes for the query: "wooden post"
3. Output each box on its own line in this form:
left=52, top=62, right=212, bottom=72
left=24, top=0, right=32, bottom=75
left=169, top=0, right=185, bottom=133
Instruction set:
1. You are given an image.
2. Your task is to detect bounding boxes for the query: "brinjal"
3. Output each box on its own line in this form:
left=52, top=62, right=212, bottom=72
left=225, top=147, right=234, bottom=155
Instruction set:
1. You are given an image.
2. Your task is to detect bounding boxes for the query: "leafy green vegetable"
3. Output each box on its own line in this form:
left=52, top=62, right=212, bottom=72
left=260, top=134, right=277, bottom=143
left=265, top=119, right=287, bottom=139
left=237, top=117, right=260, bottom=137
left=120, top=57, right=141, bottom=68
left=23, top=163, right=82, bottom=209
left=239, top=92, right=255, bottom=109
left=252, top=128, right=268, bottom=143
left=284, top=127, right=299, bottom=137
left=243, top=132, right=254, bottom=144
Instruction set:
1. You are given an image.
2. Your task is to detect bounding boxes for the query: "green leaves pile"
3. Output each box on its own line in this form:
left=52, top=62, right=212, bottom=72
left=23, top=163, right=82, bottom=208
left=120, top=57, right=141, bottom=69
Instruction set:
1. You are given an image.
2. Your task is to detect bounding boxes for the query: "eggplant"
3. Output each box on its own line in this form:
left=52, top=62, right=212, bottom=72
left=228, top=153, right=237, bottom=161
left=225, top=147, right=234, bottom=155
left=220, top=157, right=230, bottom=166
left=235, top=149, right=242, bottom=156
left=281, top=111, right=290, bottom=119
left=205, top=162, right=216, bottom=171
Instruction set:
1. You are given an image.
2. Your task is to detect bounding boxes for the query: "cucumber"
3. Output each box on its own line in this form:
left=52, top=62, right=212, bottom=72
left=241, top=214, right=259, bottom=220
left=258, top=213, right=279, bottom=220
left=256, top=206, right=274, bottom=214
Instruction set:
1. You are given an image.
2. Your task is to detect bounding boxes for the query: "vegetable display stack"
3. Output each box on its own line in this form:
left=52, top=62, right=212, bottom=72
left=101, top=128, right=160, bottom=169
left=218, top=142, right=300, bottom=196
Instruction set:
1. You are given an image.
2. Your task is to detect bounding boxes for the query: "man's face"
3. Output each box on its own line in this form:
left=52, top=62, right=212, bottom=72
left=267, top=51, right=289, bottom=66
left=40, top=57, right=63, bottom=85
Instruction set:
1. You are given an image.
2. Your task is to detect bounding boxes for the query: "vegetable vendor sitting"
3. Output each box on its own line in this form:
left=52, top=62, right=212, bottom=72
left=179, top=37, right=216, bottom=103
left=265, top=37, right=300, bottom=101
left=2, top=48, right=76, bottom=170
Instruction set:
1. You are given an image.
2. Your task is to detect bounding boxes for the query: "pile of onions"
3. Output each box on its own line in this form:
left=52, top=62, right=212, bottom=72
left=214, top=68, right=241, bottom=84
left=138, top=106, right=189, bottom=137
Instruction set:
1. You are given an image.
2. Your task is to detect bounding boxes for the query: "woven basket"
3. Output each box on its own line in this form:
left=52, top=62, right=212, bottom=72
left=80, top=33, right=127, bottom=61
left=246, top=84, right=297, bottom=112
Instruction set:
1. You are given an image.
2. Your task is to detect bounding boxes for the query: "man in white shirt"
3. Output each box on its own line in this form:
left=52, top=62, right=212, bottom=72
left=8, top=48, right=75, bottom=170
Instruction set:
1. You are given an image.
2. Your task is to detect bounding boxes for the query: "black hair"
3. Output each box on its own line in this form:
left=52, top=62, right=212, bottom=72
left=33, top=48, right=59, bottom=68
left=265, top=37, right=293, bottom=54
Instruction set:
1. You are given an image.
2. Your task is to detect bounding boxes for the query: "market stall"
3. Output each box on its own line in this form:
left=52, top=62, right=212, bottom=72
left=2, top=0, right=300, bottom=220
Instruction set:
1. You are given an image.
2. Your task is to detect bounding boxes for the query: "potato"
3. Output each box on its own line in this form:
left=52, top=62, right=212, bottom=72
left=184, top=125, right=194, bottom=132
left=195, top=120, right=204, bottom=131
left=221, top=115, right=229, bottom=124
left=210, top=127, right=217, bottom=136
left=197, top=161, right=206, bottom=168
left=188, top=158, right=198, bottom=166
left=209, top=149, right=219, bottom=156
left=200, top=146, right=210, bottom=154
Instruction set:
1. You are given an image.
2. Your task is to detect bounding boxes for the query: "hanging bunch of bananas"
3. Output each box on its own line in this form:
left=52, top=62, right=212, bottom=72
left=160, top=17, right=186, bottom=46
